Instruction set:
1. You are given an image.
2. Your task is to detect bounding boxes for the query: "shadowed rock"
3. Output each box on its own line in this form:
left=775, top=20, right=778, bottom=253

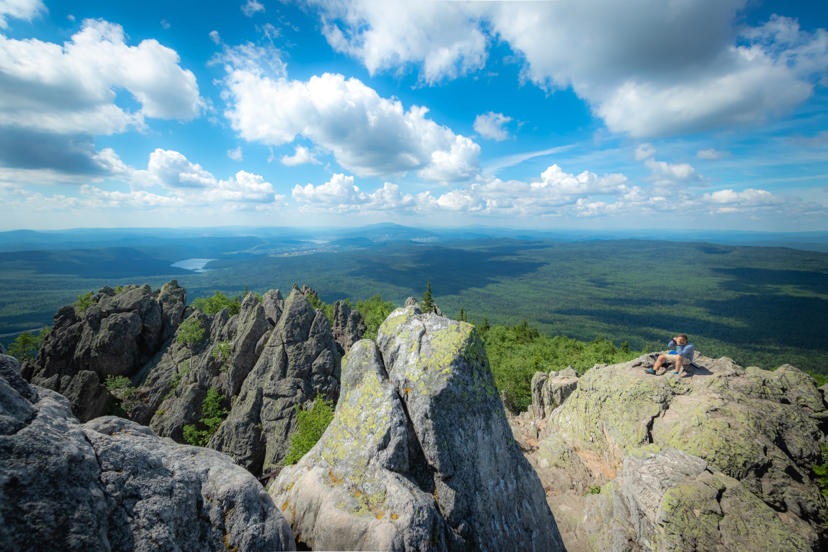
left=0, top=354, right=295, bottom=552
left=144, top=292, right=272, bottom=440
left=332, top=299, right=366, bottom=354
left=209, top=285, right=341, bottom=476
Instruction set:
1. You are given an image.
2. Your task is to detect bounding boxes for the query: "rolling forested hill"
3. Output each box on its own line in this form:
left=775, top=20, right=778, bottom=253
left=1, top=238, right=826, bottom=376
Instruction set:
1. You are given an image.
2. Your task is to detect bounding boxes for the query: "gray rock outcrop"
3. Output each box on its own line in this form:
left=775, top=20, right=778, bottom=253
left=332, top=299, right=366, bottom=354
left=209, top=285, right=341, bottom=476
left=143, top=292, right=272, bottom=440
left=523, top=353, right=828, bottom=551
left=0, top=353, right=295, bottom=552
left=23, top=281, right=187, bottom=421
left=582, top=448, right=810, bottom=551
left=532, top=366, right=579, bottom=419
left=271, top=301, right=565, bottom=552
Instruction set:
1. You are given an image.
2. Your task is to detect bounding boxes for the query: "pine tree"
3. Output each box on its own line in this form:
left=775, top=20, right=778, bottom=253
left=458, top=306, right=465, bottom=322
left=421, top=280, right=435, bottom=313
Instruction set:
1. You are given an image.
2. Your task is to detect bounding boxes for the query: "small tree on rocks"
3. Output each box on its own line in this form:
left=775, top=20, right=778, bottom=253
left=421, top=280, right=435, bottom=313
left=176, top=317, right=204, bottom=364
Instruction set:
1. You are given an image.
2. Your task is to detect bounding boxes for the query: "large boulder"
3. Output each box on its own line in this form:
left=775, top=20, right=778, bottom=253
left=23, top=281, right=187, bottom=421
left=583, top=447, right=811, bottom=552
left=332, top=299, right=366, bottom=354
left=531, top=354, right=828, bottom=551
left=532, top=366, right=579, bottom=419
left=271, top=301, right=565, bottom=552
left=0, top=354, right=295, bottom=552
left=209, top=285, right=341, bottom=476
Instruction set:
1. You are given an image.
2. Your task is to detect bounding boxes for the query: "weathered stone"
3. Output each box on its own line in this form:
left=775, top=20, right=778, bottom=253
left=582, top=448, right=814, bottom=551
left=272, top=305, right=566, bottom=551
left=24, top=281, right=187, bottom=421
left=379, top=305, right=564, bottom=551
left=533, top=353, right=828, bottom=550
left=332, top=300, right=366, bottom=354
left=209, top=285, right=341, bottom=476
left=0, top=354, right=37, bottom=403
left=262, top=289, right=284, bottom=326
left=0, top=367, right=295, bottom=552
left=61, top=370, right=110, bottom=422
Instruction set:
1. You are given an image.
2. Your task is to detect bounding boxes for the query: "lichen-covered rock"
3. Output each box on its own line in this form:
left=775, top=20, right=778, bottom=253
left=582, top=448, right=813, bottom=551
left=375, top=303, right=564, bottom=551
left=271, top=340, right=446, bottom=551
left=332, top=299, right=366, bottom=354
left=24, top=281, right=187, bottom=421
left=532, top=367, right=579, bottom=419
left=209, top=285, right=341, bottom=476
left=534, top=353, right=828, bottom=550
left=271, top=305, right=563, bottom=551
left=272, top=304, right=565, bottom=551
left=0, top=361, right=295, bottom=552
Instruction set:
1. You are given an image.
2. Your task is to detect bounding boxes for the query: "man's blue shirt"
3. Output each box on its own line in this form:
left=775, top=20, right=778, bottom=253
left=668, top=340, right=695, bottom=361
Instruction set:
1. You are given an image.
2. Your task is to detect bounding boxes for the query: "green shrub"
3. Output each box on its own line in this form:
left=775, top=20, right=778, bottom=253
left=176, top=318, right=204, bottom=357
left=483, top=322, right=645, bottom=412
left=7, top=326, right=48, bottom=361
left=104, top=375, right=132, bottom=391
left=74, top=292, right=96, bottom=313
left=283, top=397, right=335, bottom=465
left=355, top=295, right=396, bottom=341
left=191, top=291, right=241, bottom=316
left=212, top=339, right=232, bottom=371
left=183, top=388, right=228, bottom=447
left=813, top=444, right=828, bottom=498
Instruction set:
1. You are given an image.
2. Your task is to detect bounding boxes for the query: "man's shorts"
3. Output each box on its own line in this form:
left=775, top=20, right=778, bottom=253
left=663, top=354, right=691, bottom=366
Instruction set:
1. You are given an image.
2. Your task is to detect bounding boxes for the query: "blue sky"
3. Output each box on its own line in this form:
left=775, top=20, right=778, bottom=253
left=0, top=0, right=827, bottom=231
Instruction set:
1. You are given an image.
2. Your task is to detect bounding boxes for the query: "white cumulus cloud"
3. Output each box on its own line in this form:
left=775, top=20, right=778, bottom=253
left=302, top=1, right=828, bottom=138
left=228, top=146, right=243, bottom=161
left=241, top=0, right=265, bottom=17
left=291, top=174, right=421, bottom=213
left=474, top=112, right=512, bottom=141
left=281, top=145, right=320, bottom=166
left=645, top=158, right=704, bottom=188
left=0, top=19, right=203, bottom=136
left=218, top=53, right=481, bottom=180
left=0, top=0, right=46, bottom=28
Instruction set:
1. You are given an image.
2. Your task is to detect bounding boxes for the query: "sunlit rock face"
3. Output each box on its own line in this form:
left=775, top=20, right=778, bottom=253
left=270, top=301, right=565, bottom=552
left=520, top=353, right=828, bottom=551
left=24, top=281, right=187, bottom=422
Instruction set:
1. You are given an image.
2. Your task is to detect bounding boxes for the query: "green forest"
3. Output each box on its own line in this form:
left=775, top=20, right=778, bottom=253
left=1, top=238, right=826, bottom=380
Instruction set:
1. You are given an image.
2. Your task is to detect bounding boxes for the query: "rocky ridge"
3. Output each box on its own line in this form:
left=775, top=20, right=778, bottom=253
left=209, top=284, right=343, bottom=476
left=0, top=353, right=295, bottom=551
left=23, top=281, right=187, bottom=422
left=270, top=301, right=565, bottom=552
left=513, top=353, right=828, bottom=551
left=21, top=282, right=365, bottom=479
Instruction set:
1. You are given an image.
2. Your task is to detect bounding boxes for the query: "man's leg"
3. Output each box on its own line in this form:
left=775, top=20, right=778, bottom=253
left=653, top=354, right=668, bottom=374
left=675, top=357, right=689, bottom=376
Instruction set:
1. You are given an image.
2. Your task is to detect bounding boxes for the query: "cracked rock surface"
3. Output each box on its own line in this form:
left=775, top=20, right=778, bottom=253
left=23, top=281, right=187, bottom=422
left=271, top=301, right=565, bottom=552
left=209, top=285, right=341, bottom=477
left=0, top=353, right=295, bottom=552
left=521, top=353, right=828, bottom=551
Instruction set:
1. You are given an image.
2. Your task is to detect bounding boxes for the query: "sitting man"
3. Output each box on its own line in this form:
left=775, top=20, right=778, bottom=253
left=647, top=334, right=694, bottom=376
